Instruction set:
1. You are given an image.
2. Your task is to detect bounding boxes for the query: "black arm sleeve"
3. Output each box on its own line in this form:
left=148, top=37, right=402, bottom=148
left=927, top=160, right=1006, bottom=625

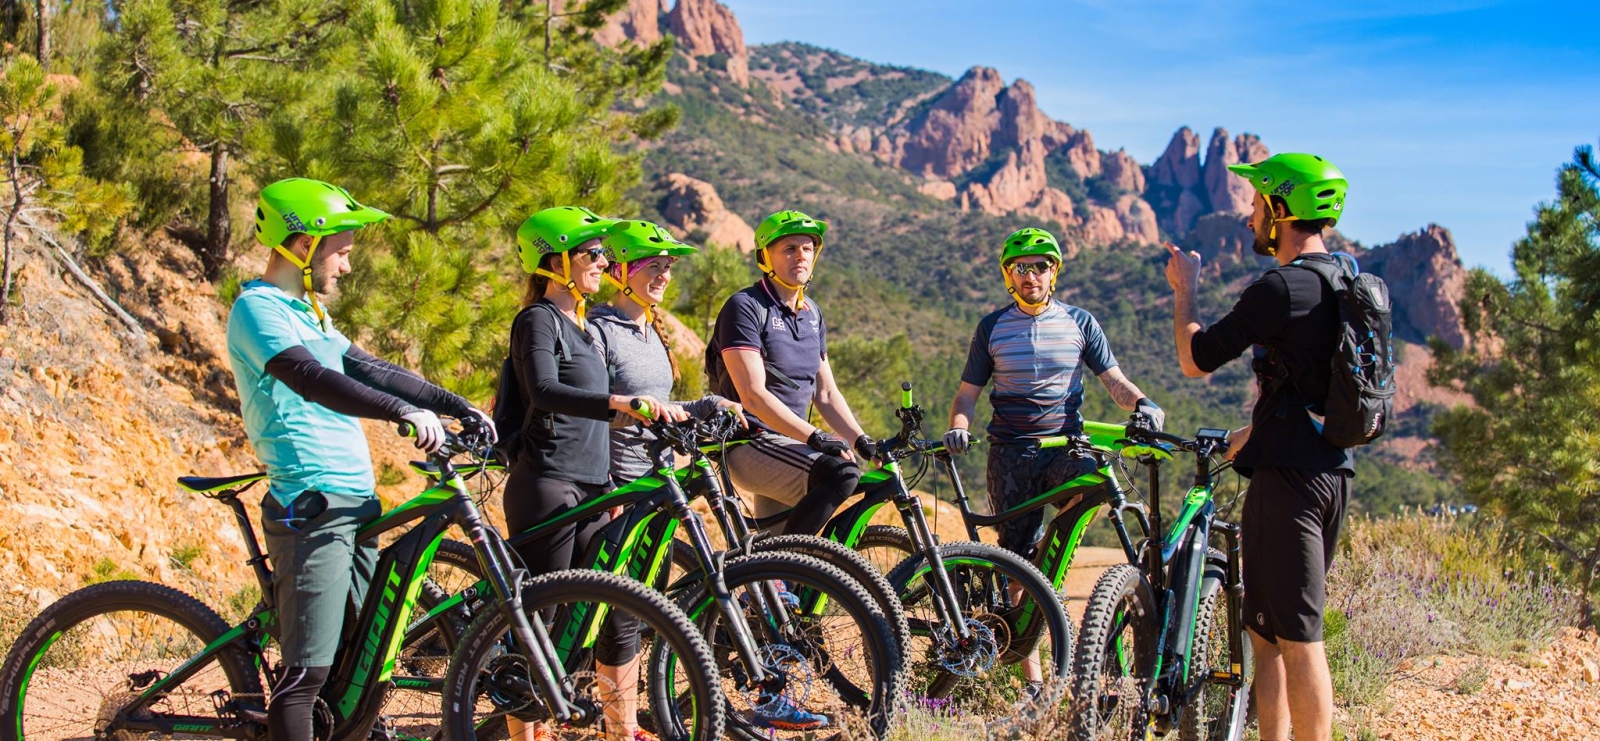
left=342, top=345, right=471, bottom=416
left=518, top=307, right=613, bottom=420
left=264, top=346, right=420, bottom=422
left=1190, top=271, right=1293, bottom=373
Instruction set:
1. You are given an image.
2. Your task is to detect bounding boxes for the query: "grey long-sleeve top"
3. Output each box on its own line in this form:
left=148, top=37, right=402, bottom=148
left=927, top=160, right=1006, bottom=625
left=589, top=305, right=726, bottom=483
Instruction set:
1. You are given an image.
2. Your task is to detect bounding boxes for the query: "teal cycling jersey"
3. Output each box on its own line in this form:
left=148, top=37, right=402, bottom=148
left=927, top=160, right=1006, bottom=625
left=227, top=280, right=375, bottom=506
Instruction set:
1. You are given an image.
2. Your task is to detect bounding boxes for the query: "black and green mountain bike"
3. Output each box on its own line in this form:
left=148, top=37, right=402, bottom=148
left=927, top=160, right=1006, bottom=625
left=696, top=383, right=1074, bottom=713
left=428, top=409, right=902, bottom=741
left=0, top=423, right=724, bottom=741
left=1070, top=424, right=1252, bottom=741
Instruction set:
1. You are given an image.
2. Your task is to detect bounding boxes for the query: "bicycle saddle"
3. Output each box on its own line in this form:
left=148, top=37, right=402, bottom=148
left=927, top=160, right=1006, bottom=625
left=177, top=472, right=269, bottom=494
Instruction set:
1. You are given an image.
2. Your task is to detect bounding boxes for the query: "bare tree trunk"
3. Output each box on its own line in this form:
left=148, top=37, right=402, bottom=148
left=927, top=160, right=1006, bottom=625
left=203, top=141, right=231, bottom=279
left=1, top=150, right=22, bottom=324
left=34, top=0, right=49, bottom=71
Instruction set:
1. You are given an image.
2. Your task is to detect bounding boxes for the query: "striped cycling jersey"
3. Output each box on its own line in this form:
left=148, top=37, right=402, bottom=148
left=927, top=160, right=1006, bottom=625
left=960, top=300, right=1118, bottom=441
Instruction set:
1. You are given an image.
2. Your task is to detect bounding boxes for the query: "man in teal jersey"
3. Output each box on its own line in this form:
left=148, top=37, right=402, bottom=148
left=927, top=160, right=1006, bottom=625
left=226, top=178, right=495, bottom=741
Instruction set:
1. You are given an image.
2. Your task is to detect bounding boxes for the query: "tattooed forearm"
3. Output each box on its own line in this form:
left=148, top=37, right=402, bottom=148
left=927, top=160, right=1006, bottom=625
left=1099, top=368, right=1146, bottom=411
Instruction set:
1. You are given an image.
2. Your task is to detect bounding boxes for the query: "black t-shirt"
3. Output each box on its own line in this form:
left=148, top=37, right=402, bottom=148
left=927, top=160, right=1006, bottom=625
left=1190, top=253, right=1354, bottom=475
left=711, top=279, right=828, bottom=431
left=509, top=301, right=614, bottom=485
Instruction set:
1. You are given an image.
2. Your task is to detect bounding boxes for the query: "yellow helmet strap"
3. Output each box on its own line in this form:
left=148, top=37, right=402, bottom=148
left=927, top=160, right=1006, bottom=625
left=1002, top=264, right=1055, bottom=312
left=533, top=251, right=589, bottom=326
left=272, top=234, right=327, bottom=324
left=602, top=260, right=656, bottom=323
left=758, top=246, right=810, bottom=306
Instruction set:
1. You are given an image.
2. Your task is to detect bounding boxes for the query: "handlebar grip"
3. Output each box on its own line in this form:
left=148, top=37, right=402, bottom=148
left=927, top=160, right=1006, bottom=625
left=398, top=422, right=416, bottom=438
left=900, top=381, right=913, bottom=409
left=630, top=398, right=651, bottom=417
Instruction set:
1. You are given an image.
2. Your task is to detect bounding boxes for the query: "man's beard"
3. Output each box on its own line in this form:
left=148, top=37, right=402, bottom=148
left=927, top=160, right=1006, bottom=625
left=1251, top=229, right=1277, bottom=257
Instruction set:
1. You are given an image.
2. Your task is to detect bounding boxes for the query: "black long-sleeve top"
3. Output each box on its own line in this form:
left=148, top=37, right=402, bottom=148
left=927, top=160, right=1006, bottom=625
left=509, top=300, right=615, bottom=485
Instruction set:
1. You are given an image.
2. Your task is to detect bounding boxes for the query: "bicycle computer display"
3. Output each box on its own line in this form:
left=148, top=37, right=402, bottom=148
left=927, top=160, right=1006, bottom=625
left=1196, top=427, right=1229, bottom=441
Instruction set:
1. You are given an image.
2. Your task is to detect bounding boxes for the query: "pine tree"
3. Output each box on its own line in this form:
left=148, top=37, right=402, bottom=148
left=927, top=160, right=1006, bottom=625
left=1430, top=142, right=1600, bottom=626
left=96, top=0, right=352, bottom=278
left=1, top=53, right=133, bottom=323
left=257, top=0, right=675, bottom=399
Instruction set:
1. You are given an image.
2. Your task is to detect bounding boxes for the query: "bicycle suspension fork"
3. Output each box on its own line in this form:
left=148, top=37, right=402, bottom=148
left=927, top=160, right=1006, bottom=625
left=667, top=466, right=772, bottom=685
left=451, top=490, right=579, bottom=722
left=891, top=464, right=972, bottom=640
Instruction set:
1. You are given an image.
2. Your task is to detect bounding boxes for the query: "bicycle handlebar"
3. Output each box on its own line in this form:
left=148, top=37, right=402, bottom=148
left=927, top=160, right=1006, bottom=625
left=396, top=416, right=498, bottom=464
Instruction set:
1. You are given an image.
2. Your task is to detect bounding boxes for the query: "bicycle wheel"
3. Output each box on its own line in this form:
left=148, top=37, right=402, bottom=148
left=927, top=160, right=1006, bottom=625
left=884, top=541, right=1073, bottom=719
left=855, top=525, right=916, bottom=577
left=1071, top=563, right=1157, bottom=741
left=443, top=569, right=723, bottom=741
left=667, top=552, right=901, bottom=741
left=1178, top=568, right=1252, bottom=741
left=749, top=533, right=912, bottom=681
left=0, top=580, right=265, bottom=741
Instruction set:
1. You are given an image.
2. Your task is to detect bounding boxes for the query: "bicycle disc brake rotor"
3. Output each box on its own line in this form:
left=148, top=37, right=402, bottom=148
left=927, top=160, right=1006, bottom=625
left=563, top=670, right=616, bottom=732
left=937, top=617, right=999, bottom=678
left=748, top=644, right=814, bottom=715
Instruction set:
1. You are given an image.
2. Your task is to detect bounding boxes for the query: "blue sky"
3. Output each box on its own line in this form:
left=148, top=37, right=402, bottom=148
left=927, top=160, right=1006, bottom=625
left=726, top=0, right=1599, bottom=271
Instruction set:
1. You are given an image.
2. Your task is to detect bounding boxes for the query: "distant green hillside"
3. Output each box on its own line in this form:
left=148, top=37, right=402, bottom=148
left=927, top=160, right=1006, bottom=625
left=639, top=52, right=1449, bottom=526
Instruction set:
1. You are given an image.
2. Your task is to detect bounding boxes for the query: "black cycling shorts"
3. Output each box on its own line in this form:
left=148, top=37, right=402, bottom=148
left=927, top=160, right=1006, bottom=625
left=1240, top=466, right=1351, bottom=644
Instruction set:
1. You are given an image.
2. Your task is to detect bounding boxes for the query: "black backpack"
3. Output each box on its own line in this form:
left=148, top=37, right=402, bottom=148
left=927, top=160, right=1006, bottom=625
left=491, top=304, right=572, bottom=464
left=1276, top=255, right=1396, bottom=448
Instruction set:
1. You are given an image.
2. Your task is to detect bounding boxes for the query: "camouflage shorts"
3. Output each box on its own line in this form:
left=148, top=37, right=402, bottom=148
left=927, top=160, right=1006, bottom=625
left=985, top=442, right=1097, bottom=561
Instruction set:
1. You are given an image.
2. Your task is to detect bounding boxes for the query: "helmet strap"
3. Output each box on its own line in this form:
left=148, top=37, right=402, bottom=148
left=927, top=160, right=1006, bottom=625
left=534, top=252, right=588, bottom=327
left=1003, top=267, right=1055, bottom=313
left=272, top=234, right=327, bottom=325
left=602, top=261, right=656, bottom=323
left=758, top=248, right=809, bottom=307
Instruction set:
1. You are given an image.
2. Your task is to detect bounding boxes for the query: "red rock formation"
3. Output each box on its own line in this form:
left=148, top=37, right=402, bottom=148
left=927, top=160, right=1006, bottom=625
left=655, top=173, right=756, bottom=252
left=1149, top=127, right=1206, bottom=235
left=1151, top=127, right=1202, bottom=191
left=666, top=0, right=749, bottom=86
left=1101, top=149, right=1145, bottom=194
left=1357, top=224, right=1469, bottom=348
left=1202, top=128, right=1269, bottom=216
left=595, top=0, right=662, bottom=47
left=896, top=66, right=1007, bottom=179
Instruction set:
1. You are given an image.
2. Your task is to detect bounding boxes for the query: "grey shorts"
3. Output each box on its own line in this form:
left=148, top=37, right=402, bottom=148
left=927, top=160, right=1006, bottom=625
left=724, top=431, right=823, bottom=520
left=260, top=490, right=382, bottom=667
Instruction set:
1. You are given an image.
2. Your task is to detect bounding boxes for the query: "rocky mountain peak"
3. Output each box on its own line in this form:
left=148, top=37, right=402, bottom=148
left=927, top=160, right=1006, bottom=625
left=666, top=0, right=750, bottom=86
left=594, top=0, right=663, bottom=47
left=895, top=66, right=1009, bottom=179
left=1203, top=127, right=1269, bottom=216
left=1358, top=223, right=1470, bottom=348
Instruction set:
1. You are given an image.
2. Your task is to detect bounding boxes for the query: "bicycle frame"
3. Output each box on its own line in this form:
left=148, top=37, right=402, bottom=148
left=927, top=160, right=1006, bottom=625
left=1114, top=428, right=1246, bottom=726
left=121, top=445, right=579, bottom=741
left=471, top=440, right=778, bottom=688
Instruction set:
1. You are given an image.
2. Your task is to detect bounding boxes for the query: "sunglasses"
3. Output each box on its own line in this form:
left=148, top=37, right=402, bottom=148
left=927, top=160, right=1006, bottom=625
left=1008, top=261, right=1055, bottom=277
left=576, top=246, right=607, bottom=263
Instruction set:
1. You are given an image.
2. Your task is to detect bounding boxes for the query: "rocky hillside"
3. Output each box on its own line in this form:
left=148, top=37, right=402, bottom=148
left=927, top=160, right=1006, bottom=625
left=609, top=5, right=1470, bottom=349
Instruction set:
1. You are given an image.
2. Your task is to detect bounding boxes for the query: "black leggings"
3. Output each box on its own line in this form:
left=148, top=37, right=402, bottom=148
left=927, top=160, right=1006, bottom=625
left=502, top=466, right=640, bottom=664
left=267, top=665, right=329, bottom=741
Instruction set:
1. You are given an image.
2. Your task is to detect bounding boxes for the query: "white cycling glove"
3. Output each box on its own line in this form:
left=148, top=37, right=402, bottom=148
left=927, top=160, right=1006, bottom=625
left=401, top=409, right=446, bottom=454
left=943, top=428, right=972, bottom=455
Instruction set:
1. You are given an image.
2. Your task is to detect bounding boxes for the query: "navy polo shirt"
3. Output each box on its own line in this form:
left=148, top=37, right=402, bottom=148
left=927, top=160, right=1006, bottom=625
left=712, top=278, right=828, bottom=430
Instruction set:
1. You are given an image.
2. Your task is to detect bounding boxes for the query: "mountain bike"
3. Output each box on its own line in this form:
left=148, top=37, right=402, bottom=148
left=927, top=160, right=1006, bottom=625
left=430, top=408, right=901, bottom=741
left=1070, top=424, right=1251, bottom=741
left=0, top=423, right=724, bottom=741
left=699, top=383, right=1074, bottom=713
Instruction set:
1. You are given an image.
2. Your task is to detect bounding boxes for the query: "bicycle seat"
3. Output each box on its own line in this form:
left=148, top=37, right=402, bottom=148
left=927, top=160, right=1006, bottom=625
left=178, top=472, right=269, bottom=494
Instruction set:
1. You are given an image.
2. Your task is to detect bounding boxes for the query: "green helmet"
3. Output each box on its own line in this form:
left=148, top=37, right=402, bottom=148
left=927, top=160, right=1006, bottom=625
left=516, top=206, right=618, bottom=274
left=1000, top=227, right=1063, bottom=265
left=254, top=178, right=389, bottom=249
left=1227, top=153, right=1348, bottom=226
left=755, top=210, right=828, bottom=251
left=603, top=220, right=698, bottom=263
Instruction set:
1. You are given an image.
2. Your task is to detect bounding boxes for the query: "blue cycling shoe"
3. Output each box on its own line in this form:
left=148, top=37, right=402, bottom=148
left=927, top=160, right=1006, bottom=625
left=750, top=695, right=829, bottom=731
